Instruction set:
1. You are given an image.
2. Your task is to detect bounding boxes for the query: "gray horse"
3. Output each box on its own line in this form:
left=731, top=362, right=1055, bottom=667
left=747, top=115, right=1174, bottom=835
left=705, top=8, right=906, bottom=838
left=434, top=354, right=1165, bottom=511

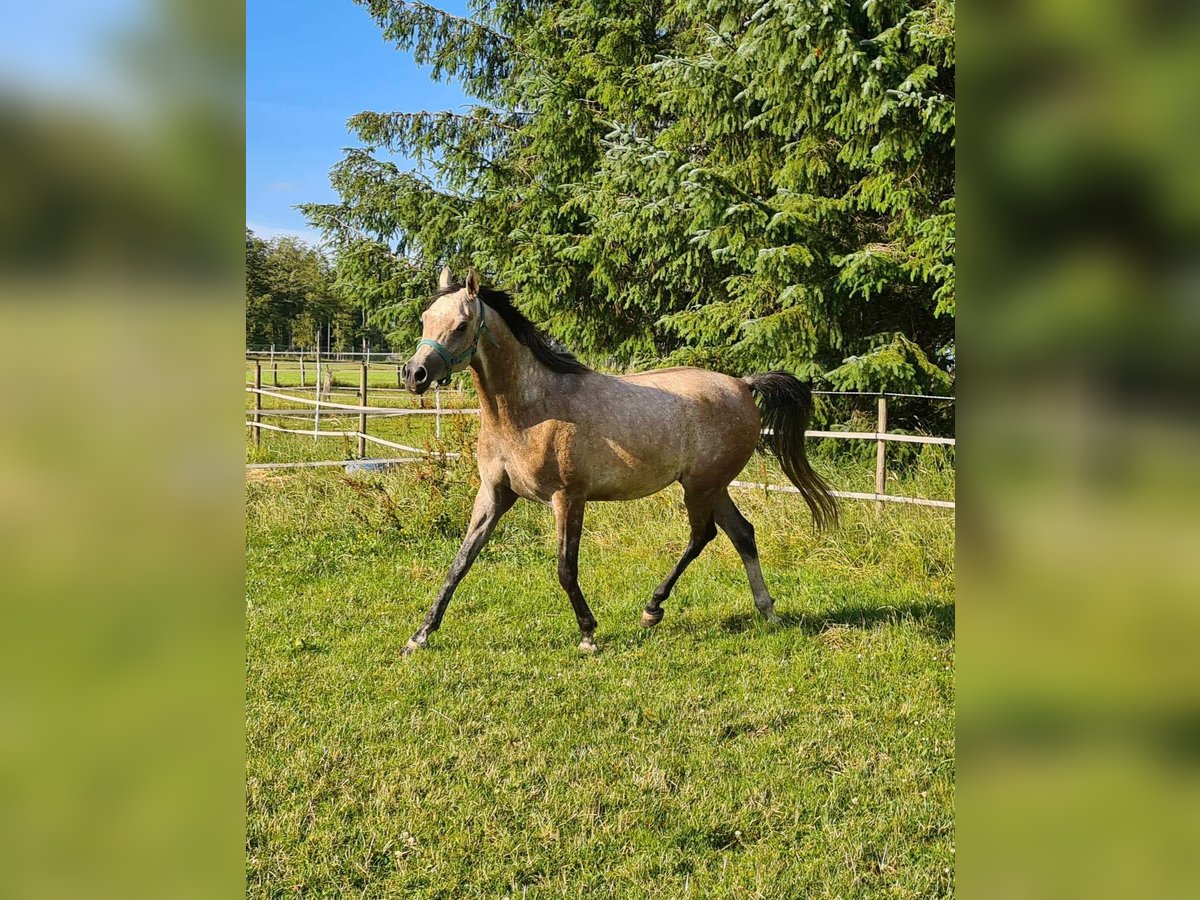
left=400, top=268, right=837, bottom=653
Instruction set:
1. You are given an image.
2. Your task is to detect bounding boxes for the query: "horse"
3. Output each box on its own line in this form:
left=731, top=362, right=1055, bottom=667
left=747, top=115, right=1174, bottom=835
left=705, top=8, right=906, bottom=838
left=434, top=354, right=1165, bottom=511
left=398, top=267, right=837, bottom=654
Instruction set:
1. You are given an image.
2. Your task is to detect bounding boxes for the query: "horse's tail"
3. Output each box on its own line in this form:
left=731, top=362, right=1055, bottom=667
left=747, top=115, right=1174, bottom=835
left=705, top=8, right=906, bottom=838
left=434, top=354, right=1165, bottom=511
left=743, top=371, right=839, bottom=531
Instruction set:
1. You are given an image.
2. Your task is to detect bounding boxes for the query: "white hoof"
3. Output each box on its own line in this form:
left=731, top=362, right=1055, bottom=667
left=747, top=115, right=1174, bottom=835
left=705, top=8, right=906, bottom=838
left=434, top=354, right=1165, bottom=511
left=577, top=637, right=598, bottom=653
left=641, top=608, right=664, bottom=628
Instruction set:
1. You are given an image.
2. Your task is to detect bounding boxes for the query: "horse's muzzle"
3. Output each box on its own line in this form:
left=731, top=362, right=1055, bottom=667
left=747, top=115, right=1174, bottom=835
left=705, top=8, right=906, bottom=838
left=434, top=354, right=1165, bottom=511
left=401, top=360, right=432, bottom=394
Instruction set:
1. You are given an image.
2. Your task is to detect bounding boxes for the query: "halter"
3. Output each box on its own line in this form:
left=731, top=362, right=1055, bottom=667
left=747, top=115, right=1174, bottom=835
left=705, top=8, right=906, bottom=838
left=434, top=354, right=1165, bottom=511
left=416, top=295, right=488, bottom=386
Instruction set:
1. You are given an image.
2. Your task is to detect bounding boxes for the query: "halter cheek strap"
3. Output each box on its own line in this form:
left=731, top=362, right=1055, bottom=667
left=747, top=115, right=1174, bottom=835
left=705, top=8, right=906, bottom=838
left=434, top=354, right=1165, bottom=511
left=416, top=296, right=488, bottom=386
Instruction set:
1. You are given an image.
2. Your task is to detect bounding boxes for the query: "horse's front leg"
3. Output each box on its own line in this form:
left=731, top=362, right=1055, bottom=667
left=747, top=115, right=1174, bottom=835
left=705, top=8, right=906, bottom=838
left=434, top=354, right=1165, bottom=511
left=403, top=481, right=517, bottom=654
left=551, top=492, right=598, bottom=652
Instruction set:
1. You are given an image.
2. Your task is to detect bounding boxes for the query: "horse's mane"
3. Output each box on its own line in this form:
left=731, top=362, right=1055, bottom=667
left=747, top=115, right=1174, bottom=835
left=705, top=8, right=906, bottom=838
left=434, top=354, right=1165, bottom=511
left=434, top=282, right=588, bottom=375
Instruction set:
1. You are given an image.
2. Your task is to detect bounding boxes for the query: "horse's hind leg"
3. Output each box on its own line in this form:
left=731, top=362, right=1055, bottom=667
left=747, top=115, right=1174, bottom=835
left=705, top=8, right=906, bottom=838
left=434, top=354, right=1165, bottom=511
left=713, top=490, right=779, bottom=623
left=643, top=491, right=718, bottom=628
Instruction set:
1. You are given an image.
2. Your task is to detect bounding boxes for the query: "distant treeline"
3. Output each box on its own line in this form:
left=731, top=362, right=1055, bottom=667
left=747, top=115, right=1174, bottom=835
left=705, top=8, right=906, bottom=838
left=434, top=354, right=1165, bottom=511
left=245, top=228, right=388, bottom=351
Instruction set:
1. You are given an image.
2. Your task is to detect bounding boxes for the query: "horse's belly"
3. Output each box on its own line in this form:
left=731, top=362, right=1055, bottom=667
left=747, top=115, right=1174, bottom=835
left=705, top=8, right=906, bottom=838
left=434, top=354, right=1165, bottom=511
left=583, top=439, right=681, bottom=501
left=503, top=454, right=675, bottom=503
left=585, top=477, right=675, bottom=502
left=490, top=420, right=690, bottom=504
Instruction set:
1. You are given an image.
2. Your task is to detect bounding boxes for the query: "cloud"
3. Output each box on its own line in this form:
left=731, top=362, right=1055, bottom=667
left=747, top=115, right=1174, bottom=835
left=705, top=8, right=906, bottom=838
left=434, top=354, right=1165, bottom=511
left=245, top=221, right=324, bottom=247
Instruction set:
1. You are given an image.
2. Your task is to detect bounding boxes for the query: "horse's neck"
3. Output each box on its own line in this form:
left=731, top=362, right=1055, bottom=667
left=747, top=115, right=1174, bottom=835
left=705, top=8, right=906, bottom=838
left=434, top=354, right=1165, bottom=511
left=469, top=310, right=557, bottom=428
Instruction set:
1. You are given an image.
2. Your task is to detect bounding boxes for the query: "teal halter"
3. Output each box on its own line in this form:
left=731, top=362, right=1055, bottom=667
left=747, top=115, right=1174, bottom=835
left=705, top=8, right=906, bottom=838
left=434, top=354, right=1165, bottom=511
left=417, top=296, right=488, bottom=386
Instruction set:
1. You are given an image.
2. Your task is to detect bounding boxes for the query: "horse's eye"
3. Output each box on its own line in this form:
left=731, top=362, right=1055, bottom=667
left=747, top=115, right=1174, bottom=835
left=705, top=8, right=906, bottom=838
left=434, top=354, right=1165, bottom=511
left=454, top=322, right=469, bottom=332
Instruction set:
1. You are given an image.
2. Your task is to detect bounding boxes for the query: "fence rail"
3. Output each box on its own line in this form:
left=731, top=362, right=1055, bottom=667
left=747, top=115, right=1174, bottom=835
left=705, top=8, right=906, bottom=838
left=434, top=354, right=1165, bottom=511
left=245, top=362, right=955, bottom=510
left=728, top=480, right=956, bottom=510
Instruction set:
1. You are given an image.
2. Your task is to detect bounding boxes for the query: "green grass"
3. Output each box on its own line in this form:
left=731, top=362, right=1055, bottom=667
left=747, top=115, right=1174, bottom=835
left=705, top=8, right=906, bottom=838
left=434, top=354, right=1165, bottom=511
left=246, top=446, right=955, bottom=897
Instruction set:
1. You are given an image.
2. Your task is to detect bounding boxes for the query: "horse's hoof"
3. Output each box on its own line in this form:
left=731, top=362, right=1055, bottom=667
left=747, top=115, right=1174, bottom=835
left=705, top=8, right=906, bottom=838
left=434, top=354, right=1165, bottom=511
left=760, top=610, right=781, bottom=625
left=641, top=608, right=664, bottom=628
left=577, top=637, right=598, bottom=653
left=402, top=638, right=425, bottom=656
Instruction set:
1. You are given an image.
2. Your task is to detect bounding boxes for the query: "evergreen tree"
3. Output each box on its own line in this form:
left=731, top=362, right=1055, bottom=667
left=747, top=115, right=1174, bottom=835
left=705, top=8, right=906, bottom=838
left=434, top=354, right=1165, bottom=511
left=301, top=0, right=954, bottom=393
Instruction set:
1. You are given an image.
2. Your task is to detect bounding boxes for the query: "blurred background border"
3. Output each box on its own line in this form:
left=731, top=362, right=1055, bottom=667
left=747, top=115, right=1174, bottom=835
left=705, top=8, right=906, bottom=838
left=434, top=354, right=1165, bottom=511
left=1, top=2, right=244, bottom=898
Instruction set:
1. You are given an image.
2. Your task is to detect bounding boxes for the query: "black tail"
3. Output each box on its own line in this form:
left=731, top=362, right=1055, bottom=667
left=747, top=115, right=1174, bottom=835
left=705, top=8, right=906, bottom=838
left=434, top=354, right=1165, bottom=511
left=743, top=372, right=839, bottom=531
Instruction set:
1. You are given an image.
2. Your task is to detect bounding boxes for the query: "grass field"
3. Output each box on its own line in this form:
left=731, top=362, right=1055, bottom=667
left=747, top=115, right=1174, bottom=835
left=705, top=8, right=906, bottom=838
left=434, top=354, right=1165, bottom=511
left=246, top=428, right=955, bottom=896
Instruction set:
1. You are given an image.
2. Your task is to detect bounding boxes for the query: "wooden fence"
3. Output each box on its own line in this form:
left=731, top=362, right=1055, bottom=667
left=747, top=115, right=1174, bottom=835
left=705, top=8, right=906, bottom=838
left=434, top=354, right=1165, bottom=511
left=245, top=359, right=955, bottom=511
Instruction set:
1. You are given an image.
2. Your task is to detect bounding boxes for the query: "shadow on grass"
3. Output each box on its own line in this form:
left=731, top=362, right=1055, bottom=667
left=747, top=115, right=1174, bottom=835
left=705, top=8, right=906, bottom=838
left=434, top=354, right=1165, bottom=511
left=719, top=599, right=954, bottom=642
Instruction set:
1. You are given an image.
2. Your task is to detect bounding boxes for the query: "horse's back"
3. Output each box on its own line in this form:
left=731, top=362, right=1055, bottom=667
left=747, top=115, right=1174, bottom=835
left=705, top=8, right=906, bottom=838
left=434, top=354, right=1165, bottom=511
left=617, top=367, right=757, bottom=422
left=618, top=365, right=744, bottom=395
left=576, top=367, right=761, bottom=498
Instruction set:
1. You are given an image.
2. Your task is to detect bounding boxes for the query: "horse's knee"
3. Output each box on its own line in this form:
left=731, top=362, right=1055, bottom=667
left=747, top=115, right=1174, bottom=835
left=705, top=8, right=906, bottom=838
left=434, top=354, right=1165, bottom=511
left=700, top=518, right=719, bottom=544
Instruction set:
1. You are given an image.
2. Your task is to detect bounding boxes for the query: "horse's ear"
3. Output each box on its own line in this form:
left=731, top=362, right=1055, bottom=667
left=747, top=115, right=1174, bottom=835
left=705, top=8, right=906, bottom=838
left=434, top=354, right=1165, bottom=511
left=438, top=266, right=453, bottom=290
left=466, top=267, right=481, bottom=296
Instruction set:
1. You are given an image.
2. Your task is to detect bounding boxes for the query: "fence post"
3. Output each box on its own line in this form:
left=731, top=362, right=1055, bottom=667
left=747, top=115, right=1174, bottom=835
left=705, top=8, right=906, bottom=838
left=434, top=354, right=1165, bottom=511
left=299, top=354, right=305, bottom=388
left=396, top=365, right=403, bottom=390
left=271, top=343, right=277, bottom=386
left=435, top=387, right=442, bottom=440
left=358, top=361, right=368, bottom=458
left=312, top=340, right=321, bottom=441
left=253, top=361, right=262, bottom=448
left=875, top=395, right=888, bottom=513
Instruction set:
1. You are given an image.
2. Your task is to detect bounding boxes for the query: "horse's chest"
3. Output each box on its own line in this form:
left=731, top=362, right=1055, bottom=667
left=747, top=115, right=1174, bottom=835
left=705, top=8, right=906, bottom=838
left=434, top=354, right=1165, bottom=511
left=482, top=422, right=574, bottom=503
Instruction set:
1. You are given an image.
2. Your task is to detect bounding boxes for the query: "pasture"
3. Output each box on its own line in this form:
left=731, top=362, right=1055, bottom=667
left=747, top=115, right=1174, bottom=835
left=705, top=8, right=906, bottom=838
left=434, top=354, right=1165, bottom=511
left=245, top=382, right=955, bottom=897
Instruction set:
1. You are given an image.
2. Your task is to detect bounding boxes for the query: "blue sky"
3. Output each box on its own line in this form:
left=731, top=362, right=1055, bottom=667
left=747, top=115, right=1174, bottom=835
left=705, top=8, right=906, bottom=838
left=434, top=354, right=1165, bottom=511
left=247, top=0, right=471, bottom=246
left=0, top=1, right=145, bottom=105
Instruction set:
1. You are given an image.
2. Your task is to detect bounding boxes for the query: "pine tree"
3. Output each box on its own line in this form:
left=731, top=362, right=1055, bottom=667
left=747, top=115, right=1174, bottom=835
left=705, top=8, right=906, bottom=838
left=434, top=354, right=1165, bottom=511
left=301, top=0, right=954, bottom=393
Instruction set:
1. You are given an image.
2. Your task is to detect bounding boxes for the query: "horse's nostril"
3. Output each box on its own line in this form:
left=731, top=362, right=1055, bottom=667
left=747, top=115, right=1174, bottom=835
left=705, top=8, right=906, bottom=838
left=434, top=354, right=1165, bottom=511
left=401, top=363, right=410, bottom=379
left=414, top=366, right=427, bottom=383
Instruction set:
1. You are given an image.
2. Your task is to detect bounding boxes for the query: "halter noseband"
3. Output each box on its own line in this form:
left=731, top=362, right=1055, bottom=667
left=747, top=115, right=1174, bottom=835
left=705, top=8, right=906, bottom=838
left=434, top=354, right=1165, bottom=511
left=416, top=295, right=488, bottom=386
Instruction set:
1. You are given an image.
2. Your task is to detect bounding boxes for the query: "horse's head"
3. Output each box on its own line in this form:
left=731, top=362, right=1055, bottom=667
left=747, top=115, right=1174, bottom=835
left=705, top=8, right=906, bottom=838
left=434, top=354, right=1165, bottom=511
left=402, top=266, right=486, bottom=394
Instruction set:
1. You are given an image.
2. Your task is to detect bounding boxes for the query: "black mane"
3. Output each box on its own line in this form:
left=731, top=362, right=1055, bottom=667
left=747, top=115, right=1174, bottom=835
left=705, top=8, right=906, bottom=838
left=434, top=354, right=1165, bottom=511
left=433, top=282, right=588, bottom=375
